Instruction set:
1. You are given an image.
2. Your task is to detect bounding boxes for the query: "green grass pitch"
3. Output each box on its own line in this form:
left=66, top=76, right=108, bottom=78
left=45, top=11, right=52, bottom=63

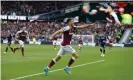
left=1, top=44, right=133, bottom=80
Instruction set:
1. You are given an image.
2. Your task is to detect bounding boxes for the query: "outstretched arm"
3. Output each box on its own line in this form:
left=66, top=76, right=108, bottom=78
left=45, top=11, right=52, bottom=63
left=111, top=13, right=121, bottom=25
left=77, top=23, right=95, bottom=29
left=99, top=7, right=107, bottom=12
left=106, top=17, right=112, bottom=23
left=50, top=28, right=64, bottom=39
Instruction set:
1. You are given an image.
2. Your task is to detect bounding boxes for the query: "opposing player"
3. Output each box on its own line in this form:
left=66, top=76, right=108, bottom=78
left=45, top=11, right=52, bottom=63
left=99, top=32, right=106, bottom=57
left=44, top=19, right=95, bottom=75
left=78, top=37, right=83, bottom=52
left=3, top=30, right=14, bottom=53
left=52, top=36, right=58, bottom=50
left=13, top=27, right=29, bottom=56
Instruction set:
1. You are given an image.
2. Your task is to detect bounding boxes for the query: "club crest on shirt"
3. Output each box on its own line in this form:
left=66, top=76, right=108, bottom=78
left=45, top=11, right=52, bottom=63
left=69, top=27, right=77, bottom=35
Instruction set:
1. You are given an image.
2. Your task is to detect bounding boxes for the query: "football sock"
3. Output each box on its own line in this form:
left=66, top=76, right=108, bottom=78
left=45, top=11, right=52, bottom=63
left=100, top=48, right=102, bottom=53
left=103, top=48, right=105, bottom=54
left=67, top=57, right=75, bottom=67
left=48, top=59, right=56, bottom=68
left=21, top=47, right=24, bottom=56
left=54, top=45, right=56, bottom=48
left=14, top=47, right=19, bottom=53
left=54, top=45, right=56, bottom=50
left=14, top=47, right=19, bottom=51
left=10, top=47, right=14, bottom=52
left=78, top=46, right=81, bottom=50
left=5, top=47, right=8, bottom=52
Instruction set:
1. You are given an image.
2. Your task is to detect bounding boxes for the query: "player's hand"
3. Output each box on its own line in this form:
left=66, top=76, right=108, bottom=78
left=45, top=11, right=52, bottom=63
left=90, top=23, right=96, bottom=26
left=99, top=7, right=106, bottom=11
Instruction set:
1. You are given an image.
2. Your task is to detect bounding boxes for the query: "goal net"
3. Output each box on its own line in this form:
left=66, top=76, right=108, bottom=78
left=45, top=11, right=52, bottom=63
left=72, top=34, right=96, bottom=46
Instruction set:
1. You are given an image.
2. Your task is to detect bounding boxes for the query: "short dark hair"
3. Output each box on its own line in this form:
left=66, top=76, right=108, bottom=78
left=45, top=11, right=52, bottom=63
left=66, top=18, right=72, bottom=24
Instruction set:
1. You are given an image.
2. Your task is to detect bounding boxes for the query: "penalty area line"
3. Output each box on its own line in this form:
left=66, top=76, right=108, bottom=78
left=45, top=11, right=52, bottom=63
left=10, top=60, right=105, bottom=80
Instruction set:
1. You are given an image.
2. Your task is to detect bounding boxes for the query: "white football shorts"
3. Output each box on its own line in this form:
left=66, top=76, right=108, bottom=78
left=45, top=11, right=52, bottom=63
left=19, top=40, right=24, bottom=48
left=57, top=45, right=76, bottom=56
left=78, top=44, right=82, bottom=47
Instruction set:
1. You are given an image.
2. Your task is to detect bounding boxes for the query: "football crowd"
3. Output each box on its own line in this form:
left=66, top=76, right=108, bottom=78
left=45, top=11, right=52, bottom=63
left=1, top=1, right=81, bottom=16
left=2, top=20, right=133, bottom=43
left=1, top=2, right=133, bottom=44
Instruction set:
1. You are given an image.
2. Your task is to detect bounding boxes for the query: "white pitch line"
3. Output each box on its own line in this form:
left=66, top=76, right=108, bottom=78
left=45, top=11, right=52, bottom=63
left=10, top=60, right=105, bottom=80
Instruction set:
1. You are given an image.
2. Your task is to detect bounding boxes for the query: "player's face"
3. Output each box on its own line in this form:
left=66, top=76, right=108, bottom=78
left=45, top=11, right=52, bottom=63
left=69, top=20, right=74, bottom=27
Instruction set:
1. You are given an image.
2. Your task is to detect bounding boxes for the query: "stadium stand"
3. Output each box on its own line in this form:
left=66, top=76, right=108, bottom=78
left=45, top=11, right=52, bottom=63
left=1, top=1, right=81, bottom=16
left=1, top=2, right=133, bottom=45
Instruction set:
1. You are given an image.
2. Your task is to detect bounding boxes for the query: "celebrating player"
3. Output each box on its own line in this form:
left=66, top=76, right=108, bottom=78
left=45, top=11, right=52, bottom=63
left=44, top=18, right=95, bottom=75
left=99, top=6, right=121, bottom=25
left=13, top=27, right=29, bottom=57
left=78, top=37, right=83, bottom=52
left=3, top=30, right=14, bottom=53
left=99, top=32, right=106, bottom=57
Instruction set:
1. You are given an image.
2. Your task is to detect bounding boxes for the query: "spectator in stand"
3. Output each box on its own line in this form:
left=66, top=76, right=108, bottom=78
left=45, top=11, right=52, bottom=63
left=1, top=20, right=123, bottom=44
left=1, top=1, right=81, bottom=16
